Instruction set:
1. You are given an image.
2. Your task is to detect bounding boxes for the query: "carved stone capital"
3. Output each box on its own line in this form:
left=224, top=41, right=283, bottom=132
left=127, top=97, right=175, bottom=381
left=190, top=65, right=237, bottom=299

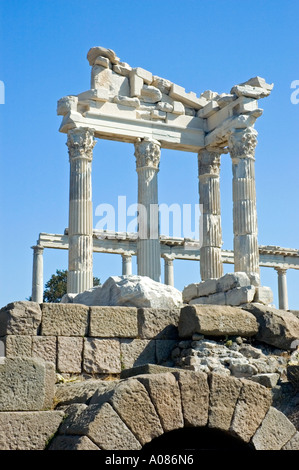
left=275, top=267, right=288, bottom=276
left=134, top=137, right=161, bottom=170
left=198, top=149, right=221, bottom=177
left=161, top=253, right=175, bottom=263
left=67, top=128, right=96, bottom=161
left=31, top=245, right=44, bottom=255
left=228, top=128, right=258, bottom=160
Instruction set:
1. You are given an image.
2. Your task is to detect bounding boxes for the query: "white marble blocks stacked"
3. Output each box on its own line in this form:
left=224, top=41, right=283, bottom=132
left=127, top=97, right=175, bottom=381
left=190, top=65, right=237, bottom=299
left=183, top=272, right=273, bottom=307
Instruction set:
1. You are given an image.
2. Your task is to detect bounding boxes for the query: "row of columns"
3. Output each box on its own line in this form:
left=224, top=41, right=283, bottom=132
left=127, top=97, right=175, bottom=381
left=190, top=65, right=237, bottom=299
left=31, top=243, right=289, bottom=310
left=31, top=125, right=288, bottom=311
left=198, top=127, right=260, bottom=284
left=31, top=245, right=175, bottom=303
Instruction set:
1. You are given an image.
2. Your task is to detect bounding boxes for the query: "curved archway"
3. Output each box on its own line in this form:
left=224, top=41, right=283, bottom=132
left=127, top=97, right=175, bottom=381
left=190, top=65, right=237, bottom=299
left=50, top=370, right=298, bottom=451
left=142, top=426, right=254, bottom=451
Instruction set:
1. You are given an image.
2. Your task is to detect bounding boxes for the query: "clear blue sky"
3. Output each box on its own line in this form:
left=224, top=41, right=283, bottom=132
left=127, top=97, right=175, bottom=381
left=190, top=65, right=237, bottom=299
left=0, top=0, right=299, bottom=309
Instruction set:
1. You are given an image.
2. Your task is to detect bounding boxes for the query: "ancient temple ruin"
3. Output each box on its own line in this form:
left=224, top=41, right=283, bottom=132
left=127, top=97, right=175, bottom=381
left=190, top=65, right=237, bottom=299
left=1, top=46, right=299, bottom=452
left=57, top=46, right=272, bottom=294
left=30, top=45, right=299, bottom=309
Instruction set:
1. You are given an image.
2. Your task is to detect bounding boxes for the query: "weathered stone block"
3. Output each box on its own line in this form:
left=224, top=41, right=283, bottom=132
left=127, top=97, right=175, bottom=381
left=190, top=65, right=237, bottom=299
left=0, top=411, right=64, bottom=450
left=208, top=373, right=242, bottom=431
left=32, top=336, right=57, bottom=364
left=0, top=301, right=41, bottom=336
left=250, top=373, right=279, bottom=388
left=106, top=378, right=163, bottom=445
left=226, top=286, right=256, bottom=306
left=254, top=286, right=273, bottom=305
left=41, top=303, right=89, bottom=336
left=252, top=407, right=297, bottom=450
left=138, top=308, right=180, bottom=339
left=137, top=373, right=184, bottom=432
left=174, top=370, right=209, bottom=427
left=66, top=402, right=141, bottom=450
left=120, top=339, right=155, bottom=369
left=55, top=380, right=105, bottom=406
left=49, top=435, right=100, bottom=450
left=57, top=337, right=83, bottom=373
left=217, top=272, right=250, bottom=292
left=182, top=283, right=198, bottom=303
left=282, top=432, right=299, bottom=450
left=230, top=379, right=272, bottom=442
left=197, top=278, right=218, bottom=297
left=156, top=339, right=177, bottom=364
left=178, top=305, right=259, bottom=338
left=190, top=292, right=226, bottom=306
left=89, top=306, right=138, bottom=338
left=4, top=335, right=32, bottom=357
left=72, top=275, right=182, bottom=309
left=242, top=303, right=299, bottom=349
left=83, top=338, right=121, bottom=374
left=0, top=357, right=46, bottom=411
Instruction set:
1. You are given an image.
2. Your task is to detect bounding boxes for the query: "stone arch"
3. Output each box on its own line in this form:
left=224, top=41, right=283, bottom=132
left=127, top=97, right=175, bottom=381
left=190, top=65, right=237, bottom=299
left=50, top=370, right=298, bottom=451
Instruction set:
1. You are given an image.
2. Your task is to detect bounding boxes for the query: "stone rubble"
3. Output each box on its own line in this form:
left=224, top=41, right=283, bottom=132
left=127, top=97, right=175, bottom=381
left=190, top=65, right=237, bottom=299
left=172, top=337, right=289, bottom=385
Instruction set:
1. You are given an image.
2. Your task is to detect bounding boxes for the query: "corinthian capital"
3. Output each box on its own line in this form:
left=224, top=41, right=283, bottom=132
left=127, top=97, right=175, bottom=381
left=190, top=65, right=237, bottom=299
left=198, top=148, right=221, bottom=177
left=134, top=137, right=161, bottom=170
left=228, top=128, right=258, bottom=160
left=67, top=127, right=96, bottom=161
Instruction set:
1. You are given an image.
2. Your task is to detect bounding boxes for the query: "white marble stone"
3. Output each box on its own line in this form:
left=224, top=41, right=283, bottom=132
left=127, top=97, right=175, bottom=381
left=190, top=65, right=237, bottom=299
left=64, top=275, right=183, bottom=309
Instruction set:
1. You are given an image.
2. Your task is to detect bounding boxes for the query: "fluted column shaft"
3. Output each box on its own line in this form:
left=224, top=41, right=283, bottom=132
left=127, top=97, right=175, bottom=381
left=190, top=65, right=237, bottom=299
left=31, top=245, right=44, bottom=303
left=122, top=253, right=133, bottom=275
left=228, top=128, right=260, bottom=282
left=198, top=149, right=223, bottom=280
left=134, top=138, right=161, bottom=282
left=67, top=128, right=96, bottom=294
left=275, top=268, right=289, bottom=310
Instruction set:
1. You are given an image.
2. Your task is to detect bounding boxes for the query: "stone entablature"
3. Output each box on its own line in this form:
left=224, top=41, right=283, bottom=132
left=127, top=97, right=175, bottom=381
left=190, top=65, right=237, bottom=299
left=57, top=46, right=273, bottom=152
left=36, top=231, right=299, bottom=268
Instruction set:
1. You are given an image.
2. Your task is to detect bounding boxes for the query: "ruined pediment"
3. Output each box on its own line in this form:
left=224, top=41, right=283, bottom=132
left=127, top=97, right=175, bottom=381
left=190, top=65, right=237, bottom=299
left=57, top=46, right=273, bottom=152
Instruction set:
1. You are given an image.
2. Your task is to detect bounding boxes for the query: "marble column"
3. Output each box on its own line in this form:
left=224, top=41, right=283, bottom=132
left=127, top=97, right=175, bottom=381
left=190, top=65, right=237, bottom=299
left=31, top=245, right=44, bottom=303
left=134, top=137, right=161, bottom=282
left=122, top=252, right=133, bottom=275
left=198, top=148, right=223, bottom=280
left=162, top=254, right=175, bottom=286
left=275, top=268, right=289, bottom=310
left=228, top=128, right=260, bottom=283
left=66, top=127, right=96, bottom=294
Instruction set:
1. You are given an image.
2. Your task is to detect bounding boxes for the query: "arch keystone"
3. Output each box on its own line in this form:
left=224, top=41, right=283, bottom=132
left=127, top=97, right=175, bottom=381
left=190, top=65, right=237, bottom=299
left=137, top=372, right=184, bottom=432
left=173, top=370, right=209, bottom=427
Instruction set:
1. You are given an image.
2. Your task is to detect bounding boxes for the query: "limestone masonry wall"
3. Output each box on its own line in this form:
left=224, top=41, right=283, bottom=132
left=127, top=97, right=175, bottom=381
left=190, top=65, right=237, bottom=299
left=0, top=300, right=298, bottom=450
left=0, top=301, right=180, bottom=376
